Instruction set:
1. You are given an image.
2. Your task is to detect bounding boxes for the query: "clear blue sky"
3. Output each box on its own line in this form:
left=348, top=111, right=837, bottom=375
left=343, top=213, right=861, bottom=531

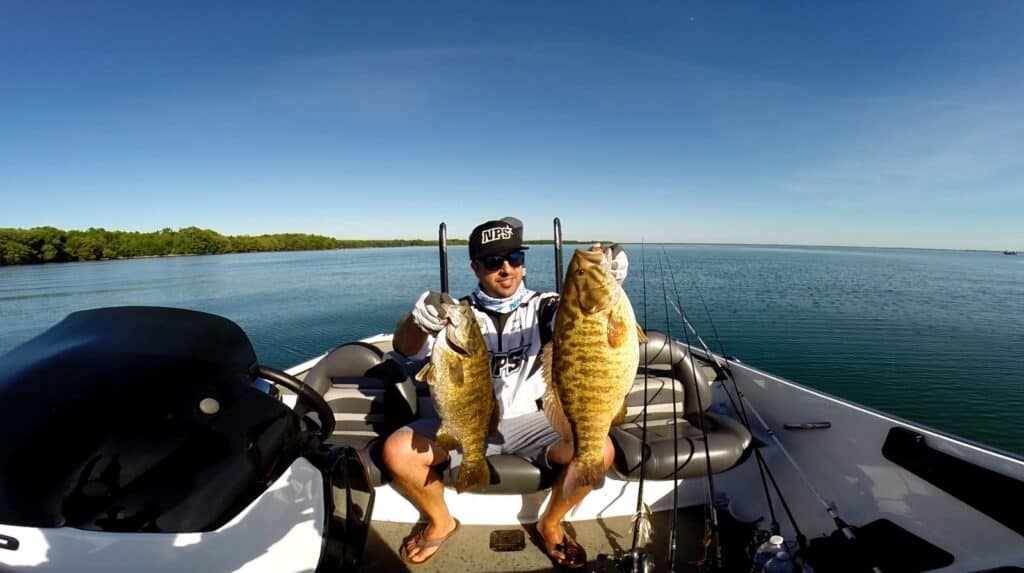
left=2, top=1, right=1022, bottom=250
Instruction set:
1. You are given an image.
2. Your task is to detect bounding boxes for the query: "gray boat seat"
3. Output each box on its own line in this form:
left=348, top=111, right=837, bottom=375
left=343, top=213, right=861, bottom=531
left=611, top=414, right=752, bottom=479
left=305, top=342, right=418, bottom=450
left=334, top=332, right=750, bottom=492
left=609, top=331, right=752, bottom=481
left=443, top=454, right=558, bottom=493
left=358, top=394, right=559, bottom=492
left=362, top=441, right=558, bottom=492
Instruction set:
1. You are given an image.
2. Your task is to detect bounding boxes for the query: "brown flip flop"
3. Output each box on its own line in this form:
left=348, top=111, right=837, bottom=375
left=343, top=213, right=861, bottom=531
left=544, top=532, right=587, bottom=570
left=400, top=519, right=461, bottom=565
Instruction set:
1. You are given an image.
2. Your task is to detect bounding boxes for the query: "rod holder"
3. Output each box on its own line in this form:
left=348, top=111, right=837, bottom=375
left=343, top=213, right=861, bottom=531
left=553, top=217, right=564, bottom=293
left=438, top=222, right=449, bottom=294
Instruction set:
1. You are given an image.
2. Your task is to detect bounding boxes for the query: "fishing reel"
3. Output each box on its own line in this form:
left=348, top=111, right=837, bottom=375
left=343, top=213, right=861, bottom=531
left=597, top=549, right=655, bottom=573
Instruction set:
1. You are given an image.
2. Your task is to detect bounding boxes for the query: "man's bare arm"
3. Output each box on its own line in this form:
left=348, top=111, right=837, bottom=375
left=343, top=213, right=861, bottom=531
left=393, top=312, right=428, bottom=357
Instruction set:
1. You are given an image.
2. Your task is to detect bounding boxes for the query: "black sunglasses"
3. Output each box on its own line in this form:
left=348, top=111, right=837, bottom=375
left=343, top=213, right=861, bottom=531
left=477, top=251, right=526, bottom=271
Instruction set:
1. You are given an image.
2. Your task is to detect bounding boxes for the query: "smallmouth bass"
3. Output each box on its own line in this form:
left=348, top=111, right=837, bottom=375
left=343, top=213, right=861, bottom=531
left=543, top=248, right=644, bottom=498
left=416, top=301, right=498, bottom=493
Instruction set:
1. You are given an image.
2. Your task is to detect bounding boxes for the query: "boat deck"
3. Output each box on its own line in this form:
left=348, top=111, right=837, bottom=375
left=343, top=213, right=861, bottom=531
left=359, top=504, right=756, bottom=572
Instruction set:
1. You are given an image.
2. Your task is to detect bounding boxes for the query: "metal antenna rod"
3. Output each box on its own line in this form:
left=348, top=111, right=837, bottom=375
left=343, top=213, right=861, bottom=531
left=438, top=222, right=449, bottom=294
left=553, top=217, right=564, bottom=293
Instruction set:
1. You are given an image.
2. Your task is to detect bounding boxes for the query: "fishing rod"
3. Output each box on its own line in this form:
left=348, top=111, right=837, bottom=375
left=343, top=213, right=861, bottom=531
left=676, top=275, right=790, bottom=540
left=683, top=266, right=883, bottom=572
left=662, top=278, right=804, bottom=551
left=656, top=253, right=793, bottom=534
left=688, top=276, right=728, bottom=363
left=438, top=222, right=449, bottom=294
left=662, top=296, right=789, bottom=541
left=658, top=251, right=721, bottom=571
left=631, top=239, right=651, bottom=549
left=654, top=253, right=685, bottom=572
left=601, top=241, right=655, bottom=573
left=738, top=395, right=881, bottom=573
left=664, top=302, right=726, bottom=372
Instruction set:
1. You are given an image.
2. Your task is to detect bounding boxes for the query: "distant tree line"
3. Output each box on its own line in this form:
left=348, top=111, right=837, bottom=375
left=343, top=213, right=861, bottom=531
left=0, top=226, right=449, bottom=266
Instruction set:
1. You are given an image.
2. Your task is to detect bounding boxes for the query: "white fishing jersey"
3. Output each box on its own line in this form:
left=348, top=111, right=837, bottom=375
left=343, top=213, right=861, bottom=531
left=468, top=289, right=559, bottom=419
left=411, top=289, right=559, bottom=419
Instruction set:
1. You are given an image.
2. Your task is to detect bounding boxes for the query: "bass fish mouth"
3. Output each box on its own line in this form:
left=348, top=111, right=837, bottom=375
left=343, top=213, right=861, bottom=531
left=567, top=248, right=617, bottom=314
left=444, top=329, right=474, bottom=356
left=577, top=277, right=618, bottom=314
left=446, top=337, right=469, bottom=355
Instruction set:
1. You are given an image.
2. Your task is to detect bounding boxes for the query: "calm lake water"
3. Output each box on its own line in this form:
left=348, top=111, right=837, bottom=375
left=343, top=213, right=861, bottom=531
left=1, top=245, right=1022, bottom=455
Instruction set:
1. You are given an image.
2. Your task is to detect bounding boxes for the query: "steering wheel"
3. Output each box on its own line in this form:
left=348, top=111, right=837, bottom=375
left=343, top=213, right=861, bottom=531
left=257, top=365, right=336, bottom=441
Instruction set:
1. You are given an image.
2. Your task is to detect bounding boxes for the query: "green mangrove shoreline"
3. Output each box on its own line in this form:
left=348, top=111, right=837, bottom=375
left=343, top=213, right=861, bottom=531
left=0, top=226, right=591, bottom=266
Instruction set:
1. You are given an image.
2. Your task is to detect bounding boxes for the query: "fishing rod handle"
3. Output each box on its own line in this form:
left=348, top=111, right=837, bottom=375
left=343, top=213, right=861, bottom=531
left=438, top=222, right=449, bottom=294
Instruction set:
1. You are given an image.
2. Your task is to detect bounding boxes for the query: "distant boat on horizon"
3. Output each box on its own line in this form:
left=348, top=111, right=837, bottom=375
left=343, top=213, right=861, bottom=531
left=1004, top=250, right=1018, bottom=255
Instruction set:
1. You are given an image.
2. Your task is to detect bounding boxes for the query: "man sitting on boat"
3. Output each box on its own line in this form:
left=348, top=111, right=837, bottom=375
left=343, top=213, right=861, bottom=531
left=385, top=216, right=628, bottom=568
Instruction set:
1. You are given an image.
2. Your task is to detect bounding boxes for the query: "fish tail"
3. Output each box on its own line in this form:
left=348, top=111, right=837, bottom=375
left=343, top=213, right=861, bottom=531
left=455, top=455, right=491, bottom=493
left=562, top=459, right=607, bottom=500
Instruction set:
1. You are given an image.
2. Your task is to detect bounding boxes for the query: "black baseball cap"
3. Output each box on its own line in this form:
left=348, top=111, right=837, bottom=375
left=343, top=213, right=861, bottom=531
left=468, top=217, right=530, bottom=260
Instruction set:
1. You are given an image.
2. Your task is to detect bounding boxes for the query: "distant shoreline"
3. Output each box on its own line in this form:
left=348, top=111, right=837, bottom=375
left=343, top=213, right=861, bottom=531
left=0, top=226, right=1016, bottom=267
left=3, top=242, right=1015, bottom=268
left=0, top=241, right=613, bottom=267
left=0, top=225, right=614, bottom=267
left=0, top=226, right=443, bottom=267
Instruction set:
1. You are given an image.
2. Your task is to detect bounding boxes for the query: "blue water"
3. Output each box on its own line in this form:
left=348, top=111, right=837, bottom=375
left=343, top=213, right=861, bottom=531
left=1, top=245, right=1022, bottom=455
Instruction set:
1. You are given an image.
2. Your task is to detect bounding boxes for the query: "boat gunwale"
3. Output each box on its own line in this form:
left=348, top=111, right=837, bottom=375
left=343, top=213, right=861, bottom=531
left=717, top=351, right=1024, bottom=466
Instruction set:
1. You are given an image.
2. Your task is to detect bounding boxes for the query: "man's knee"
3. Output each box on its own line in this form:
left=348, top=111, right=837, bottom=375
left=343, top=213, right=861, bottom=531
left=382, top=429, right=446, bottom=472
left=546, top=437, right=616, bottom=468
left=382, top=430, right=415, bottom=471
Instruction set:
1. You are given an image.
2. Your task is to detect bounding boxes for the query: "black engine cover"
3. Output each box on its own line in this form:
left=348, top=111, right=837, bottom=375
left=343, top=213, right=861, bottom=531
left=0, top=306, right=302, bottom=532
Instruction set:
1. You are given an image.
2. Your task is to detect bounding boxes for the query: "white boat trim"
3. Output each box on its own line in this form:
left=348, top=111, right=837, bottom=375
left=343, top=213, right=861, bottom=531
left=729, top=358, right=1024, bottom=466
left=0, top=458, right=326, bottom=573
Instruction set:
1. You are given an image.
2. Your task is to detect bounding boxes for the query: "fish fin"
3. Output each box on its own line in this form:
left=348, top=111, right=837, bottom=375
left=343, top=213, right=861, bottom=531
left=611, top=401, right=627, bottom=427
left=434, top=424, right=460, bottom=452
left=563, top=460, right=607, bottom=500
left=416, top=363, right=434, bottom=384
left=455, top=456, right=491, bottom=493
left=540, top=342, right=573, bottom=443
left=447, top=361, right=464, bottom=387
left=542, top=384, right=573, bottom=444
left=636, top=325, right=648, bottom=343
left=607, top=309, right=628, bottom=348
left=540, top=341, right=554, bottom=387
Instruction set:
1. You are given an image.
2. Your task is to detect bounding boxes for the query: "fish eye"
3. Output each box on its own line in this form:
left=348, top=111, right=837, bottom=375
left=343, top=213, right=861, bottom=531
left=576, top=269, right=585, bottom=276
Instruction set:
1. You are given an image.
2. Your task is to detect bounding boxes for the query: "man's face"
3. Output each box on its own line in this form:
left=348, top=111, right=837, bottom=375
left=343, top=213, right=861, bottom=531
left=471, top=251, right=524, bottom=298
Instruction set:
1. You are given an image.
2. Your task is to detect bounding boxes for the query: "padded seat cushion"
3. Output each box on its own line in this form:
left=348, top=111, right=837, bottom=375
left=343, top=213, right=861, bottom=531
left=361, top=439, right=556, bottom=492
left=610, top=412, right=752, bottom=480
left=443, top=454, right=558, bottom=494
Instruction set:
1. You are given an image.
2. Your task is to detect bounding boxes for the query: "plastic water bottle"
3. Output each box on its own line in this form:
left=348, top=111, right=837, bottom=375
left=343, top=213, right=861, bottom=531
left=764, top=551, right=794, bottom=573
left=752, top=535, right=786, bottom=572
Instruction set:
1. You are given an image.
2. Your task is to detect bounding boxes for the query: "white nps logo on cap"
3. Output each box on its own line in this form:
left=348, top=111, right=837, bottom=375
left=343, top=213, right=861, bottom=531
left=481, top=226, right=513, bottom=244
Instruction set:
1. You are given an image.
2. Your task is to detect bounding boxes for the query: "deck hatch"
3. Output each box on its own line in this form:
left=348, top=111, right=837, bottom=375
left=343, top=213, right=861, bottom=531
left=882, top=426, right=1024, bottom=537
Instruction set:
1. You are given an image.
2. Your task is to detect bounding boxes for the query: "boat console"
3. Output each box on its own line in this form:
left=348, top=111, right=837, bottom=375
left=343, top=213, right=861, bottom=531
left=0, top=307, right=375, bottom=573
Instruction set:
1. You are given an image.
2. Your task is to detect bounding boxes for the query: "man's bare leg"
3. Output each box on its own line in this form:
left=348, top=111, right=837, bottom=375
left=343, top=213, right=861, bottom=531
left=382, top=429, right=458, bottom=563
left=536, top=436, right=615, bottom=565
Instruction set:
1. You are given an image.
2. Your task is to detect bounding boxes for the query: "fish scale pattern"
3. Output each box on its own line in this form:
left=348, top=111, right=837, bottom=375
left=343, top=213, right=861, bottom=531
left=549, top=249, right=641, bottom=492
